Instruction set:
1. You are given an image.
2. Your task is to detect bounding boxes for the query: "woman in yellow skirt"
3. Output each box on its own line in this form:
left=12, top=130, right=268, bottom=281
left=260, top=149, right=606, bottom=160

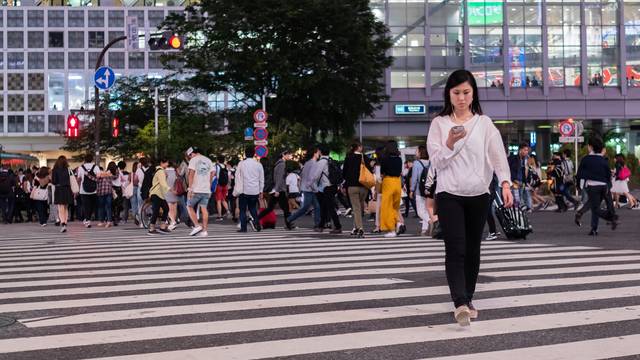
left=379, top=140, right=403, bottom=237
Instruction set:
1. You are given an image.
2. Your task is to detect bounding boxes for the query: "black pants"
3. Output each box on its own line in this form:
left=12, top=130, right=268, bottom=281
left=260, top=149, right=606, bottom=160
left=586, top=185, right=616, bottom=231
left=318, top=186, right=341, bottom=230
left=150, top=194, right=169, bottom=225
left=35, top=200, right=48, bottom=225
left=258, top=192, right=291, bottom=225
left=403, top=196, right=417, bottom=217
left=0, top=196, right=11, bottom=223
left=82, top=194, right=97, bottom=222
left=238, top=194, right=259, bottom=231
left=436, top=192, right=491, bottom=308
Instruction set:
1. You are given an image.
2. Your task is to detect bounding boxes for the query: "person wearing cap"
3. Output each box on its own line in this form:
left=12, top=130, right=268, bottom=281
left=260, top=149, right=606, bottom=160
left=185, top=147, right=215, bottom=237
left=257, top=150, right=295, bottom=230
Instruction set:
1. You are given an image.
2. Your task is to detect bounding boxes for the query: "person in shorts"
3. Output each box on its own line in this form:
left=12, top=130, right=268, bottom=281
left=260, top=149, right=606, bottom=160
left=186, top=147, right=215, bottom=237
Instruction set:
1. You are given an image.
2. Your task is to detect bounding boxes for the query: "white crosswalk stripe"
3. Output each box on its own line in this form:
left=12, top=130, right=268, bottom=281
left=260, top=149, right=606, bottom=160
left=1, top=223, right=640, bottom=359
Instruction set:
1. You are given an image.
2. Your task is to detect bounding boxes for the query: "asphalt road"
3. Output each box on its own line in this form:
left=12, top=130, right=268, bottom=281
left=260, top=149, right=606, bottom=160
left=0, top=203, right=639, bottom=360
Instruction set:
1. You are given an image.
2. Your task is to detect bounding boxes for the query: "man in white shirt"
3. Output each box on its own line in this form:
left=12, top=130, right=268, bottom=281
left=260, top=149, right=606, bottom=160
left=186, top=147, right=215, bottom=237
left=76, top=154, right=98, bottom=228
left=233, top=147, right=264, bottom=232
left=133, top=157, right=150, bottom=227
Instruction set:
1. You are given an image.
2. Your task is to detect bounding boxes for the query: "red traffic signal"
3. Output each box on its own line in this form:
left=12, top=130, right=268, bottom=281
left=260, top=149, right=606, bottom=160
left=168, top=35, right=182, bottom=49
left=112, top=117, right=120, bottom=138
left=67, top=114, right=79, bottom=138
left=148, top=31, right=184, bottom=50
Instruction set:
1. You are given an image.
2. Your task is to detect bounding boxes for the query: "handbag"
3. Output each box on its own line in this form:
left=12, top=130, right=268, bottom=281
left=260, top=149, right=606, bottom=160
left=69, top=170, right=80, bottom=194
left=30, top=186, right=48, bottom=201
left=358, top=155, right=376, bottom=189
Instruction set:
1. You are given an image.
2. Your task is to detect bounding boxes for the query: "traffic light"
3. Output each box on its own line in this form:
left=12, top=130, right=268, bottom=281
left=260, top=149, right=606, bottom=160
left=112, top=117, right=120, bottom=138
left=148, top=31, right=184, bottom=50
left=67, top=114, right=79, bottom=138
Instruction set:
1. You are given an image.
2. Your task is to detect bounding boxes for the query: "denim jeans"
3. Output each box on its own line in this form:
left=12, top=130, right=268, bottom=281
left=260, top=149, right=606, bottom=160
left=97, top=194, right=113, bottom=222
left=287, top=191, right=320, bottom=227
left=130, top=186, right=141, bottom=218
left=238, top=194, right=259, bottom=231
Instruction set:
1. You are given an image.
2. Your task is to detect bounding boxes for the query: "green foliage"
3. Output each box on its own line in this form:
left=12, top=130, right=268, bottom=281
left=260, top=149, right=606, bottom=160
left=163, top=0, right=392, bottom=151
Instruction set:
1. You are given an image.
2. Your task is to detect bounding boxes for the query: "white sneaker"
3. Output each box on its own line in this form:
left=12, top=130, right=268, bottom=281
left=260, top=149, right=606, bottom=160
left=197, top=231, right=208, bottom=237
left=168, top=222, right=178, bottom=231
left=384, top=232, right=397, bottom=238
left=189, top=225, right=203, bottom=236
left=236, top=222, right=241, bottom=229
left=485, top=232, right=498, bottom=241
left=454, top=305, right=471, bottom=327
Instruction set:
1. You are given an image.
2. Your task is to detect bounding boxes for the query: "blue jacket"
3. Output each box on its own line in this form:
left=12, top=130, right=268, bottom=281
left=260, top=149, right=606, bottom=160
left=576, top=154, right=611, bottom=186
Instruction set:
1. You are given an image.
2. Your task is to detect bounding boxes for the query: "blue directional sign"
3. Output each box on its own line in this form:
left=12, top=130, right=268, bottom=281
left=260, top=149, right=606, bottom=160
left=394, top=104, right=426, bottom=115
left=244, top=127, right=254, bottom=141
left=94, top=66, right=116, bottom=90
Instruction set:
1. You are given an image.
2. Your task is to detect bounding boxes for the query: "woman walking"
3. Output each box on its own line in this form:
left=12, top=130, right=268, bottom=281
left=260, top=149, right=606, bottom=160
left=409, top=145, right=430, bottom=235
left=51, top=156, right=73, bottom=233
left=342, top=142, right=372, bottom=237
left=427, top=69, right=512, bottom=326
left=33, top=167, right=51, bottom=227
left=148, top=158, right=171, bottom=235
left=612, top=154, right=638, bottom=209
left=379, top=140, right=403, bottom=238
left=164, top=161, right=180, bottom=230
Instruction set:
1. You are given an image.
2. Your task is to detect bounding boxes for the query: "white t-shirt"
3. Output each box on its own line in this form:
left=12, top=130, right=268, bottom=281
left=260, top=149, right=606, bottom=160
left=286, top=173, right=300, bottom=194
left=135, top=167, right=146, bottom=187
left=188, top=154, right=215, bottom=194
left=77, top=163, right=97, bottom=195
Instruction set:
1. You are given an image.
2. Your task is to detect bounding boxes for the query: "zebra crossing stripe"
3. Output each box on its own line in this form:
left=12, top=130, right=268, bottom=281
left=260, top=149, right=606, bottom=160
left=423, top=334, right=640, bottom=360
left=0, top=246, right=612, bottom=280
left=8, top=305, right=640, bottom=356
left=19, top=283, right=640, bottom=328
left=0, top=250, right=640, bottom=289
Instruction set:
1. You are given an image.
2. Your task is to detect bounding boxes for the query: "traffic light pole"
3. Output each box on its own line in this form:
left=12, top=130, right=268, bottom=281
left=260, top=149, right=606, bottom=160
left=94, top=35, right=127, bottom=164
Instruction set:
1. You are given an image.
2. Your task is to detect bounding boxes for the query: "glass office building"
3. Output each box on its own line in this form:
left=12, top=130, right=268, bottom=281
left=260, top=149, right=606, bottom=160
left=365, top=0, right=640, bottom=159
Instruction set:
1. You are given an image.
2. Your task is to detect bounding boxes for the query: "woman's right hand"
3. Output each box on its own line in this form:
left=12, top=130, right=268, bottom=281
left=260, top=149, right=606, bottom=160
left=446, top=128, right=467, bottom=150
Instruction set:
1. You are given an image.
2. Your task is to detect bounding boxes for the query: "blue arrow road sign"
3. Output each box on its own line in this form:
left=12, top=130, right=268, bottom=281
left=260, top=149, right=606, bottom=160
left=95, top=66, right=116, bottom=90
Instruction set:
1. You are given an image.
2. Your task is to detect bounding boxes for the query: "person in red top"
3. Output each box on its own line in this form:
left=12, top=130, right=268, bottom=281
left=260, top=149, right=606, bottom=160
left=215, top=155, right=231, bottom=221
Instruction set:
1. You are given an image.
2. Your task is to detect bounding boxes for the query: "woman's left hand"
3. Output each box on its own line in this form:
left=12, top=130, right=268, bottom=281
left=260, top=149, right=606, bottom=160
left=501, top=183, right=514, bottom=208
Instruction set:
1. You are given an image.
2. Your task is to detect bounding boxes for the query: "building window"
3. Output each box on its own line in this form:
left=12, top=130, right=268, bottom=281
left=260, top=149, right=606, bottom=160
left=625, top=3, right=640, bottom=87
left=586, top=3, right=618, bottom=87
left=108, top=31, right=125, bottom=49
left=0, top=74, right=4, bottom=91
left=0, top=10, right=3, bottom=27
left=88, top=10, right=105, bottom=27
left=129, top=52, right=145, bottom=69
left=108, top=52, right=125, bottom=69
left=8, top=116, right=25, bottom=133
left=68, top=31, right=85, bottom=49
left=27, top=10, right=44, bottom=27
left=127, top=10, right=145, bottom=27
left=89, top=31, right=105, bottom=48
left=0, top=33, right=3, bottom=49
left=48, top=53, right=65, bottom=69
left=28, top=31, right=44, bottom=48
left=68, top=74, right=86, bottom=110
left=109, top=10, right=124, bottom=27
left=49, top=32, right=64, bottom=48
left=7, top=73, right=24, bottom=91
left=49, top=73, right=65, bottom=111
left=388, top=0, right=426, bottom=89
left=390, top=71, right=425, bottom=89
left=7, top=52, right=24, bottom=70
left=7, top=10, right=24, bottom=27
left=28, top=95, right=45, bottom=112
left=69, top=52, right=85, bottom=69
left=28, top=115, right=45, bottom=133
left=28, top=52, right=45, bottom=70
left=68, top=10, right=84, bottom=27
left=428, top=0, right=463, bottom=58
left=48, top=10, right=65, bottom=27
left=148, top=52, right=164, bottom=69
left=7, top=31, right=24, bottom=49
left=89, top=52, right=101, bottom=68
left=28, top=73, right=45, bottom=90
left=148, top=10, right=165, bottom=28
left=8, top=95, right=24, bottom=112
left=548, top=4, right=582, bottom=87
left=507, top=4, right=543, bottom=88
left=48, top=115, right=65, bottom=133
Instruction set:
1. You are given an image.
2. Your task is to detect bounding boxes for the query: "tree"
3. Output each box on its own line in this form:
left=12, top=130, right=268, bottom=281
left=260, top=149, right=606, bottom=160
left=63, top=76, right=227, bottom=161
left=163, top=0, right=392, bottom=152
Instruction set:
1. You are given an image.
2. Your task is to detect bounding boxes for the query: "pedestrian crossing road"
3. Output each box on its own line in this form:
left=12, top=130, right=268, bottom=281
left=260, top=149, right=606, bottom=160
left=1, top=224, right=640, bottom=359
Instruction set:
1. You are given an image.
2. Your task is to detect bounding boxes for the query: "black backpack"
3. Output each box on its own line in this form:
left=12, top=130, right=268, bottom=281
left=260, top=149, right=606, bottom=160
left=217, top=165, right=229, bottom=186
left=323, top=158, right=343, bottom=187
left=81, top=164, right=98, bottom=193
left=140, top=167, right=157, bottom=200
left=416, top=161, right=429, bottom=197
left=0, top=172, right=13, bottom=196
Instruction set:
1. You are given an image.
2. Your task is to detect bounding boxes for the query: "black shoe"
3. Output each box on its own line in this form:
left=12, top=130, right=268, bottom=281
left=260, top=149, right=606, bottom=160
left=574, top=214, right=582, bottom=227
left=254, top=223, right=262, bottom=232
left=350, top=228, right=358, bottom=236
left=357, top=228, right=365, bottom=238
left=55, top=221, right=61, bottom=226
left=611, top=219, right=619, bottom=231
left=237, top=229, right=247, bottom=233
left=313, top=227, right=324, bottom=233
left=588, top=229, right=598, bottom=236
left=329, top=228, right=342, bottom=234
left=398, top=224, right=407, bottom=235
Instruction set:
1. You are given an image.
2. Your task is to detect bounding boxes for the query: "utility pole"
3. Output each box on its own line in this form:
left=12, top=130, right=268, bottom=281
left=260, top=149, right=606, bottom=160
left=154, top=87, right=159, bottom=159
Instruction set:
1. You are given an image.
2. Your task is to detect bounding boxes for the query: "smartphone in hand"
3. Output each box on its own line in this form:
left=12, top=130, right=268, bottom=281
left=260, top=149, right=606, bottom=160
left=451, top=125, right=465, bottom=134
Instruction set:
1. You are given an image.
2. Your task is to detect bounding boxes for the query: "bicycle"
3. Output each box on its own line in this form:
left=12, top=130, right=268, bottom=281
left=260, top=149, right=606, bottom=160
left=139, top=198, right=199, bottom=229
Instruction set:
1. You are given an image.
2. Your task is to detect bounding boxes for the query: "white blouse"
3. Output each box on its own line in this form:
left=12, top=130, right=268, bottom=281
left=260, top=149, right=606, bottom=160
left=427, top=114, right=511, bottom=197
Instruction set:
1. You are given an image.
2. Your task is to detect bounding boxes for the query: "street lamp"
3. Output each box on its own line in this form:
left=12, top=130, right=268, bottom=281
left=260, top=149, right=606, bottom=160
left=261, top=92, right=277, bottom=112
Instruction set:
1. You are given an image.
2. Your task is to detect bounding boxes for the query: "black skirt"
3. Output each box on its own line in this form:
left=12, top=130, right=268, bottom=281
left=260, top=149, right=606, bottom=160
left=54, top=185, right=73, bottom=205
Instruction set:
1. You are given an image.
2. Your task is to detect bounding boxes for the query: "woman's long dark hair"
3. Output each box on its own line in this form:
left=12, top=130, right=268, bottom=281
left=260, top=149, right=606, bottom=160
left=384, top=140, right=400, bottom=157
left=438, top=69, right=483, bottom=117
left=53, top=155, right=68, bottom=170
